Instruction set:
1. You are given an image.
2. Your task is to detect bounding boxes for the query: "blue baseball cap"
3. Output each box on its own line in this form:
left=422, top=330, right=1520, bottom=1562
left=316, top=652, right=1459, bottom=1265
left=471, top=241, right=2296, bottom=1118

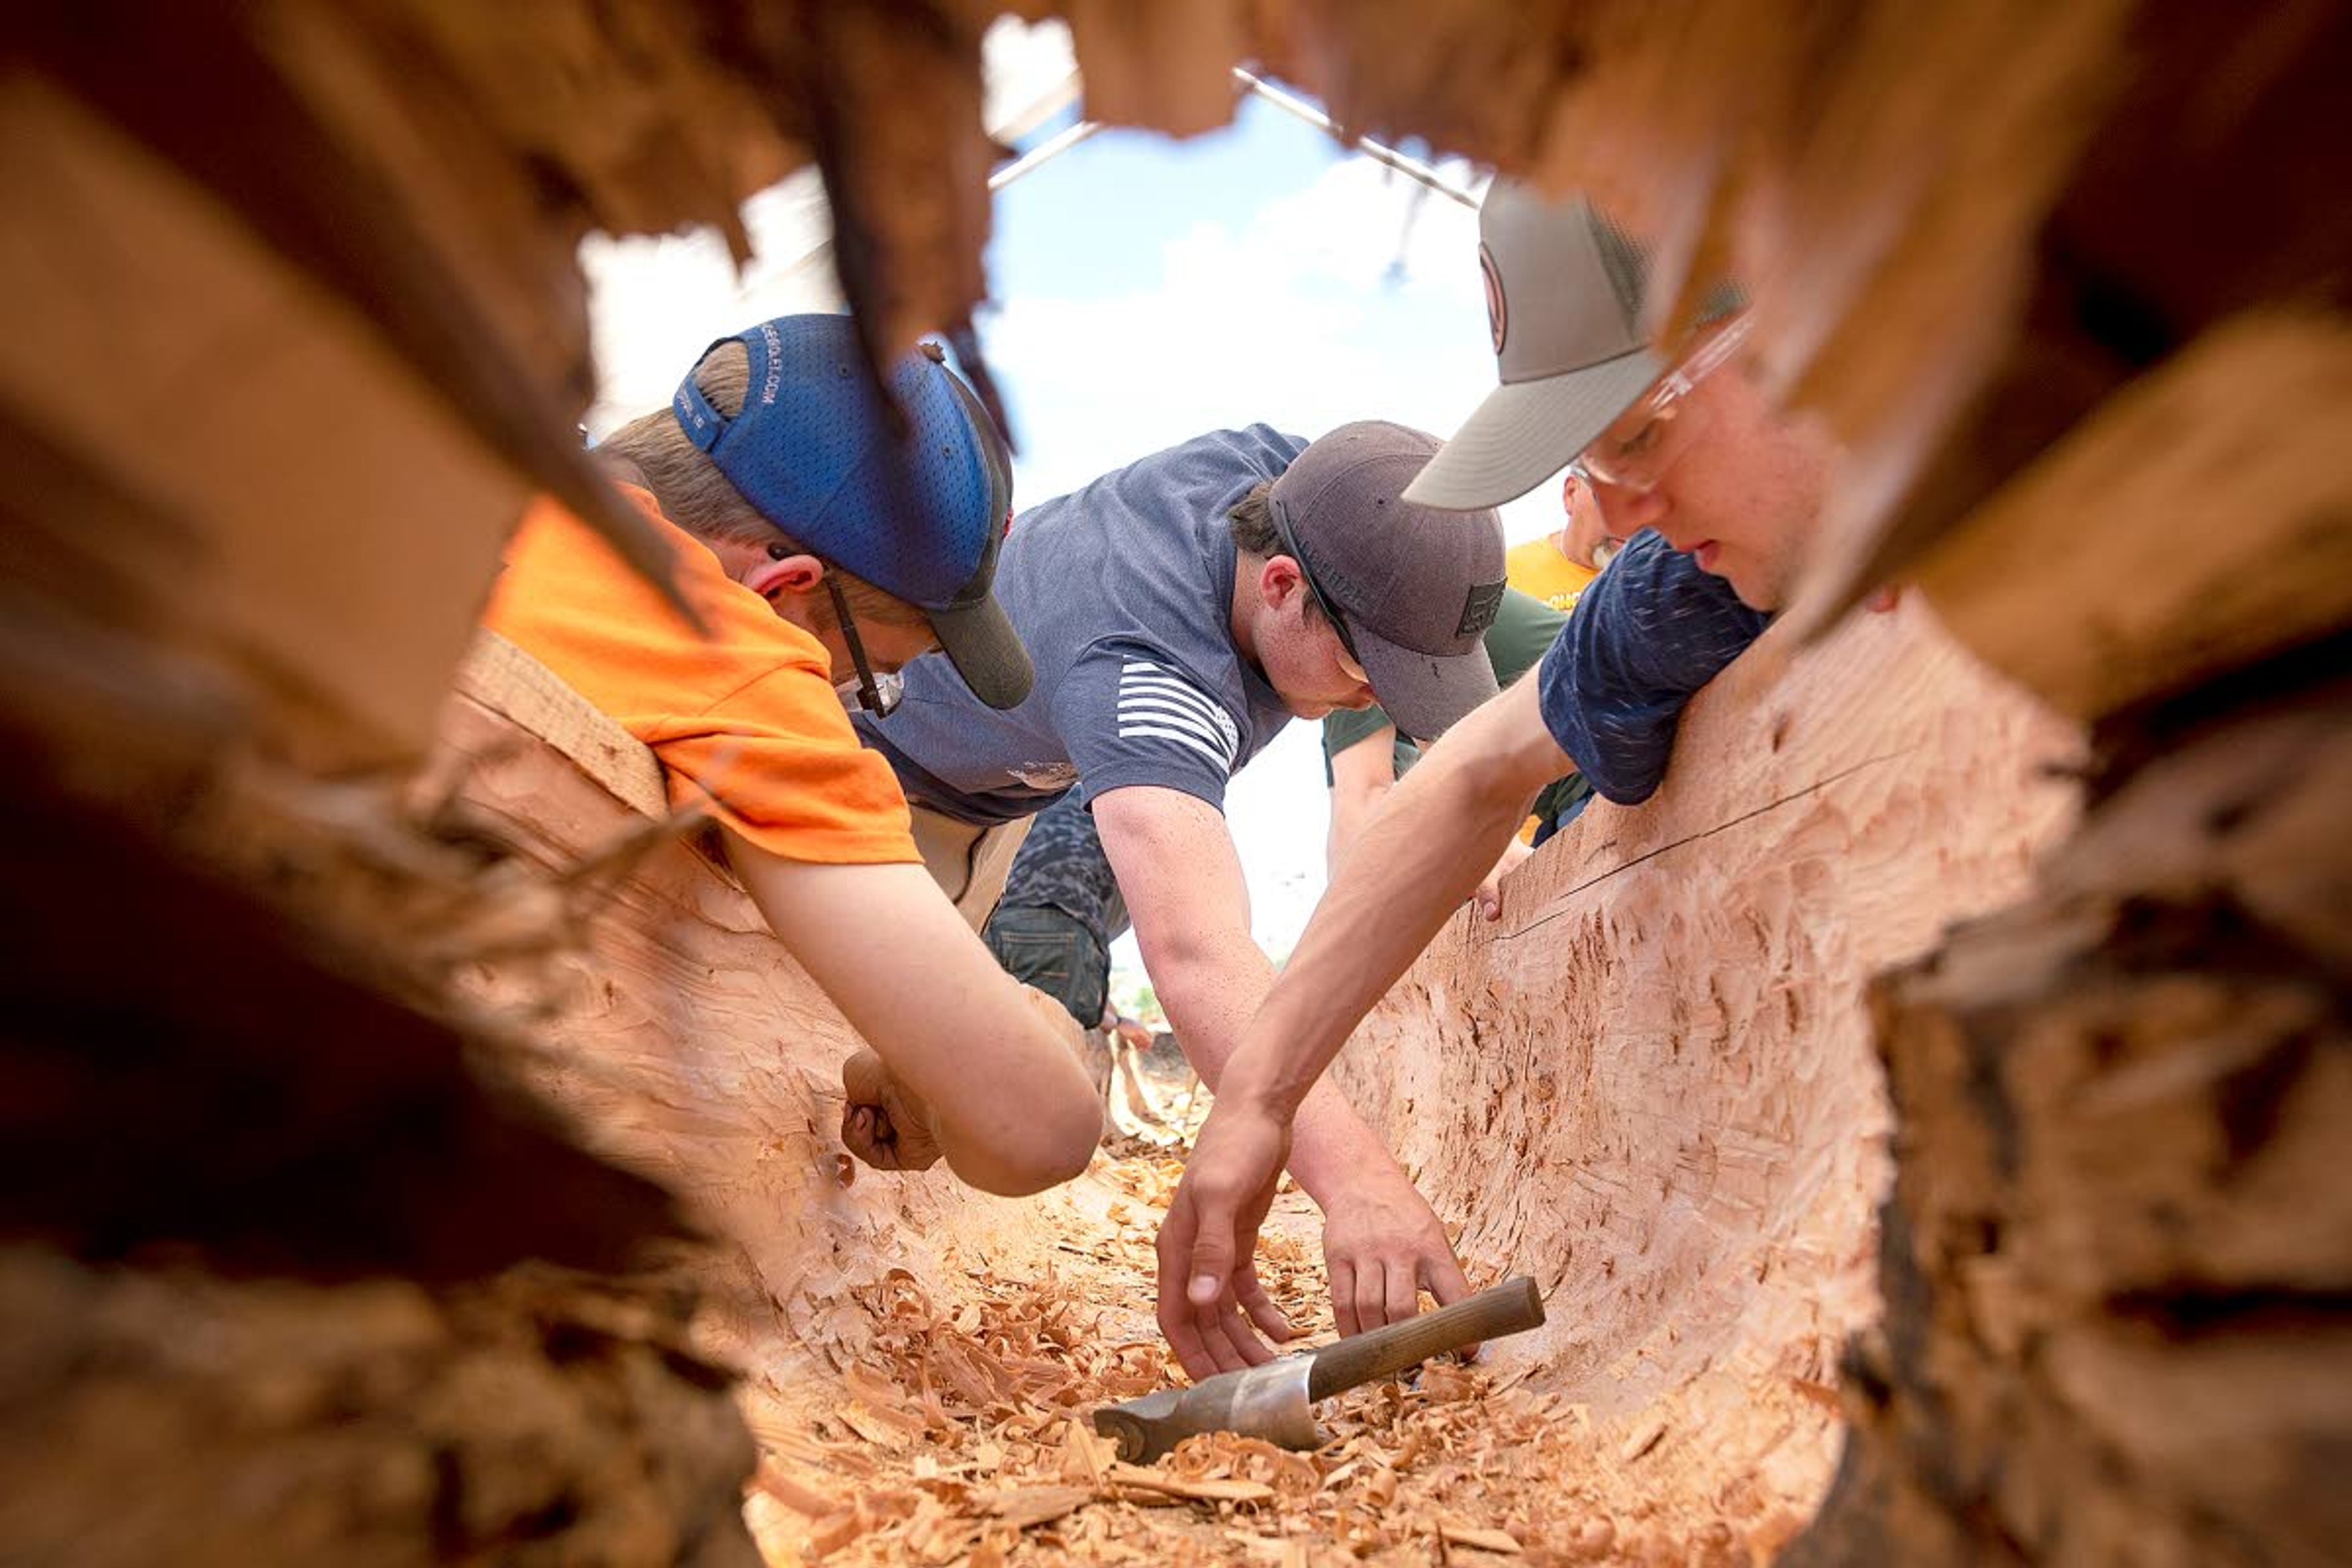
left=673, top=314, right=1031, bottom=709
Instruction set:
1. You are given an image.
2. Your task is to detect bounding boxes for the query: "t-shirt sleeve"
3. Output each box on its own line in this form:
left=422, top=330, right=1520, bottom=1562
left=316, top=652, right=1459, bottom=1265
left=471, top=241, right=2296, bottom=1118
left=1483, top=588, right=1569, bottom=687
left=1320, top=703, right=1398, bottom=783
left=645, top=665, right=921, bottom=866
left=1056, top=643, right=1245, bottom=813
left=1534, top=530, right=1770, bottom=805
left=484, top=495, right=921, bottom=868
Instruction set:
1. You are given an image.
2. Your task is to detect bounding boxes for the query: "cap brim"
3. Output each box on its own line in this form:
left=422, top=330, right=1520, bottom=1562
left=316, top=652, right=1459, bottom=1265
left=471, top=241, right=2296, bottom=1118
left=1349, top=620, right=1499, bottom=743
left=929, top=592, right=1034, bottom=710
left=1401, top=348, right=1665, bottom=510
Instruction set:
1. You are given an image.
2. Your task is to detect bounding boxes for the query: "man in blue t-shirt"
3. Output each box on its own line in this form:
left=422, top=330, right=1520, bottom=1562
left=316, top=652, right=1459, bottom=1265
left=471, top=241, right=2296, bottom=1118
left=861, top=419, right=1510, bottom=1344
left=1158, top=181, right=1853, bottom=1378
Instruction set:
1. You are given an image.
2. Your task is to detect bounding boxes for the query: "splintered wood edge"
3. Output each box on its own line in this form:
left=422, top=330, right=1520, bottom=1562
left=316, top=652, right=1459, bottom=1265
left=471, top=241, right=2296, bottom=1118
left=1910, top=312, right=2352, bottom=720
left=455, top=631, right=670, bottom=820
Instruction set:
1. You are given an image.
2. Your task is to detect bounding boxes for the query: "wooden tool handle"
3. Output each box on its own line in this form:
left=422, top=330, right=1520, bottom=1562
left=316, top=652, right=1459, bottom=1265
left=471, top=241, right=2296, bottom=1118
left=1305, top=1276, right=1545, bottom=1401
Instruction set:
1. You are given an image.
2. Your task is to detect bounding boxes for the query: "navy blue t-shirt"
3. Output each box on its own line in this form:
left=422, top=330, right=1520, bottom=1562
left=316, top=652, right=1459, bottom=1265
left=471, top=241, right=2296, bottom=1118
left=858, top=426, right=1306, bottom=825
left=1534, top=529, right=1769, bottom=804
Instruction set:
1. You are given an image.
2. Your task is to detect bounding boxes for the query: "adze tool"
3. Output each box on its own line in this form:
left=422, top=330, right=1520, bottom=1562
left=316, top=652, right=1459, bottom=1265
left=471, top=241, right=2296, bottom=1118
left=1093, top=1276, right=1545, bottom=1464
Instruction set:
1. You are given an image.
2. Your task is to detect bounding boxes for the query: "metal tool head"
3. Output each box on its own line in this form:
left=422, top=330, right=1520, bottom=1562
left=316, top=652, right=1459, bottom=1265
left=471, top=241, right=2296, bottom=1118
left=1091, top=1353, right=1323, bottom=1464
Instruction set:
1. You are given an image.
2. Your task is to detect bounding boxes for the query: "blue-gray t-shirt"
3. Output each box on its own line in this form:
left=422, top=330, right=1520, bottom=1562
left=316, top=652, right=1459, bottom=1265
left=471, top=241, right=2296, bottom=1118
left=1535, top=528, right=1770, bottom=804
left=858, top=425, right=1308, bottom=824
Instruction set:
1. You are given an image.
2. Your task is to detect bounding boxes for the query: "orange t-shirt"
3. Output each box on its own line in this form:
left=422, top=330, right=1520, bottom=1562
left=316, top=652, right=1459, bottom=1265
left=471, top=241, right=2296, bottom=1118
left=1505, top=535, right=1600, bottom=615
left=482, top=487, right=919, bottom=866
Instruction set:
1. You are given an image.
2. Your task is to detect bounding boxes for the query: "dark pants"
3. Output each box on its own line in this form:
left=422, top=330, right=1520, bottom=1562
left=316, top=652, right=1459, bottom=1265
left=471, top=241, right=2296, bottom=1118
left=984, top=903, right=1111, bottom=1029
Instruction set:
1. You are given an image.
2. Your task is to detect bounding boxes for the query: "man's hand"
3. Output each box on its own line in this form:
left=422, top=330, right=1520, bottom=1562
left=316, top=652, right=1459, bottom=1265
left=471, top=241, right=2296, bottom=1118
left=1156, top=1096, right=1297, bottom=1378
left=840, top=1047, right=944, bottom=1172
left=1318, top=1159, right=1473, bottom=1338
left=1472, top=835, right=1534, bottom=922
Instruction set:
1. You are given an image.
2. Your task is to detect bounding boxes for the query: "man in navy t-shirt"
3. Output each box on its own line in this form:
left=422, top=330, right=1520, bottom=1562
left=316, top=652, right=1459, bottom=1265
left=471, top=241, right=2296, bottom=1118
left=1158, top=182, right=1853, bottom=1377
left=861, top=419, right=1512, bottom=1345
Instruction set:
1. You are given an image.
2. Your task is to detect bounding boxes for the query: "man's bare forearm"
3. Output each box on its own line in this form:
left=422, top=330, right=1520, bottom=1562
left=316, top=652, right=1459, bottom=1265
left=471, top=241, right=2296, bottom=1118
left=1147, top=932, right=1415, bottom=1208
left=1229, top=706, right=1555, bottom=1122
left=1096, top=782, right=1445, bottom=1217
left=726, top=841, right=1101, bottom=1194
left=1324, top=734, right=1397, bottom=874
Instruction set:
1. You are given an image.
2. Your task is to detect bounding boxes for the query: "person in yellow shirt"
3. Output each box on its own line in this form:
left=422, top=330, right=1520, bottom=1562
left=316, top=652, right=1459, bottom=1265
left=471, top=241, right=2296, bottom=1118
left=1502, top=466, right=1620, bottom=614
left=483, top=314, right=1101, bottom=1197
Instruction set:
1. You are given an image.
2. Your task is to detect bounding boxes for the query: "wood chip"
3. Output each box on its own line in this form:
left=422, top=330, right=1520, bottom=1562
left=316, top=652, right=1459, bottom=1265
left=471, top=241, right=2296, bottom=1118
left=1439, top=1522, right=1526, bottom=1554
left=804, top=1508, right=869, bottom=1555
left=839, top=1404, right=914, bottom=1447
left=750, top=1461, right=840, bottom=1517
left=1618, top=1419, right=1668, bottom=1464
left=733, top=1143, right=1819, bottom=1566
left=978, top=1484, right=1094, bottom=1530
left=1103, top=1463, right=1277, bottom=1505
left=1059, top=1416, right=1117, bottom=1485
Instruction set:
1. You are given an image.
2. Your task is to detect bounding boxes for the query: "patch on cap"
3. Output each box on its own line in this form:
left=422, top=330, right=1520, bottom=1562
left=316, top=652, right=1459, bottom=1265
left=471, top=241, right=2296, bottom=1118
left=1480, top=243, right=1507, bottom=356
left=1455, top=579, right=1505, bottom=638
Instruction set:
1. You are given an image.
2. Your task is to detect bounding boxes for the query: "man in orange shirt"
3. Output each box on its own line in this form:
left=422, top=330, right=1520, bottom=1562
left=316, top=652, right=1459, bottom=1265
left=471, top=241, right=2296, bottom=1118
left=1503, top=467, right=1621, bottom=614
left=485, top=314, right=1101, bottom=1197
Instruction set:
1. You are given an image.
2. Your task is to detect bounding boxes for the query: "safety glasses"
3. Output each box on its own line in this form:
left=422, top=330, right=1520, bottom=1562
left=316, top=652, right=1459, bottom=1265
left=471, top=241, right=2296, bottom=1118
left=1579, top=314, right=1752, bottom=492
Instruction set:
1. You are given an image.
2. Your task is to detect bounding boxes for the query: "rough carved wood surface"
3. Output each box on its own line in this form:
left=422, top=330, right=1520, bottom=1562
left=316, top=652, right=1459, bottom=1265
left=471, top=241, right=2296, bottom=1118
left=14, top=4, right=2343, bottom=765
left=1906, top=312, right=2352, bottom=722
left=1336, top=598, right=2083, bottom=1534
left=1800, top=668, right=2352, bottom=1567
left=434, top=609, right=2081, bottom=1559
left=433, top=658, right=1072, bottom=1348
left=0, top=76, right=530, bottom=766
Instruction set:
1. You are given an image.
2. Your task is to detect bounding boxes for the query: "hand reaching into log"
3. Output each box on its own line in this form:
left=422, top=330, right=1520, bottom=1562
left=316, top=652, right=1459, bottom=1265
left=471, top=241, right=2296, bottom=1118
left=1472, top=835, right=1532, bottom=922
left=839, top=986, right=1087, bottom=1175
left=1319, top=1163, right=1474, bottom=1338
left=1159, top=1093, right=1474, bottom=1378
left=839, top=1047, right=944, bottom=1172
left=729, top=845, right=1098, bottom=1196
left=1156, top=1093, right=1295, bottom=1377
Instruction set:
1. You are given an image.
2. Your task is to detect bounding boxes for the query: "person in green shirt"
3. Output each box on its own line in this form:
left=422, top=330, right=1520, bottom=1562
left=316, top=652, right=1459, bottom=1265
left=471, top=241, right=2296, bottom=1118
left=1323, top=587, right=1591, bottom=920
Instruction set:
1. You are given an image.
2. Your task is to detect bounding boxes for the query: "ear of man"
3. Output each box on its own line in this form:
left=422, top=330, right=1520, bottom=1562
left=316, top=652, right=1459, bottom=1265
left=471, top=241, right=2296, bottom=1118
left=1268, top=553, right=1311, bottom=611
left=744, top=549, right=827, bottom=606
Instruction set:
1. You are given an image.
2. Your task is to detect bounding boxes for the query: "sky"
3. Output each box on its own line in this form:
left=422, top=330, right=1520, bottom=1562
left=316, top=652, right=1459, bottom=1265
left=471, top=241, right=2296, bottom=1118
left=582, top=29, right=1570, bottom=987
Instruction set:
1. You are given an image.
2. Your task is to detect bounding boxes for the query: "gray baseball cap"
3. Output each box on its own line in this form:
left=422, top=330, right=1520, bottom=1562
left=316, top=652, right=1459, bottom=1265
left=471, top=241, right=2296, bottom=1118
left=1404, top=181, right=1666, bottom=510
left=1270, top=421, right=1506, bottom=740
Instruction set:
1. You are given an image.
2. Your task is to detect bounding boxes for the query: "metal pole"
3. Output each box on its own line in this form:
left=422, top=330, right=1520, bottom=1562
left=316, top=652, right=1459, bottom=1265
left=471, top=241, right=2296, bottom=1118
left=984, top=69, right=1481, bottom=209
left=1229, top=67, right=1483, bottom=209
left=989, top=116, right=1106, bottom=190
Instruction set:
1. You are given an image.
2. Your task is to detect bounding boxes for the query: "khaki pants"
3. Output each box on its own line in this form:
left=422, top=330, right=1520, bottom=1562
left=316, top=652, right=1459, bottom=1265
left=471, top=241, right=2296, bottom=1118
left=908, top=807, right=1033, bottom=931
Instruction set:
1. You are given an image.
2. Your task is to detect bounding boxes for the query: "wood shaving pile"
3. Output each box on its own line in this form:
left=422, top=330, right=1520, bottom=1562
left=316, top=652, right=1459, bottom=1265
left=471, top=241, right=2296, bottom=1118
left=733, top=1152, right=1796, bottom=1566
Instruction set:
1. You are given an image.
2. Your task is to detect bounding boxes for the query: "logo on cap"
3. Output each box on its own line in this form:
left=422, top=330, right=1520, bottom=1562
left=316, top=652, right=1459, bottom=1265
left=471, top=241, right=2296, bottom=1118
left=1455, top=579, right=1505, bottom=639
left=1480, top=243, right=1507, bottom=357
